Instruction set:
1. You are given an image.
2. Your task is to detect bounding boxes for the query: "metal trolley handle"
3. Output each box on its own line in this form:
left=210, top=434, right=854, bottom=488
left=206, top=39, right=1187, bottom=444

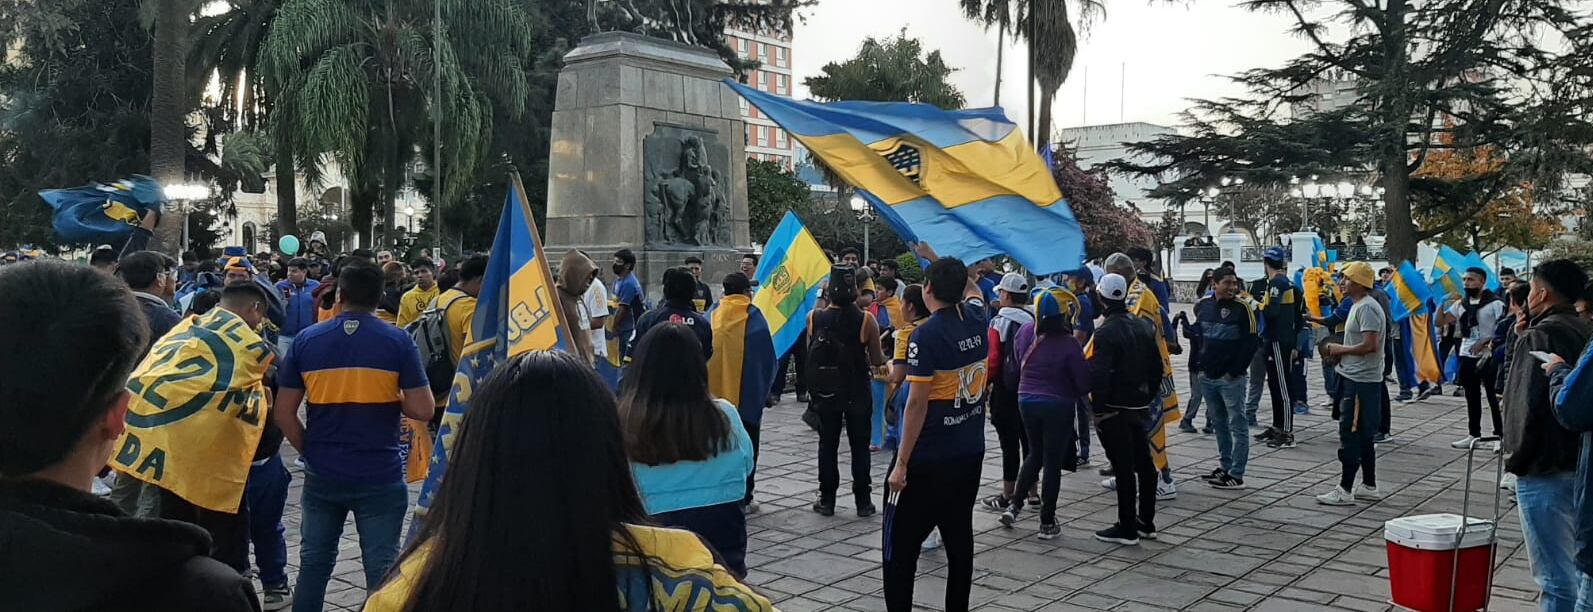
left=1451, top=435, right=1504, bottom=612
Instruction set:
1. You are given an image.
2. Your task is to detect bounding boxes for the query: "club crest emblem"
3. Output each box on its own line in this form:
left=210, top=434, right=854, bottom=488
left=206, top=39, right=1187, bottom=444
left=343, top=319, right=360, bottom=335
left=882, top=141, right=923, bottom=186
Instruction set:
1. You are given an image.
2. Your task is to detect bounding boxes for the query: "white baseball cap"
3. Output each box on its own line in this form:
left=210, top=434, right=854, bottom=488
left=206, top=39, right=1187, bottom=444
left=1098, top=273, right=1129, bottom=302
left=998, top=272, right=1029, bottom=294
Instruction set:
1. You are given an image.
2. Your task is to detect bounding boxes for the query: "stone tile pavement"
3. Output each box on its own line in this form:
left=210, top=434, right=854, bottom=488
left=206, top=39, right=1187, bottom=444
left=273, top=346, right=1544, bottom=611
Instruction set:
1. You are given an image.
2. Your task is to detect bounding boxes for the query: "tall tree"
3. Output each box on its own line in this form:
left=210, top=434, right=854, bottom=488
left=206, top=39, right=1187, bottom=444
left=1027, top=0, right=1101, bottom=146
left=147, top=0, right=207, bottom=253
left=959, top=0, right=1017, bottom=105
left=1109, top=0, right=1593, bottom=263
left=260, top=0, right=537, bottom=248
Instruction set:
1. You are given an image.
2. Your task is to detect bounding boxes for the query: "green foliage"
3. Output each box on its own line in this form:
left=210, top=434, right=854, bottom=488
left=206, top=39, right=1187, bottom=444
left=747, top=159, right=811, bottom=244
left=1544, top=238, right=1593, bottom=274
left=895, top=252, right=924, bottom=284
left=805, top=32, right=966, bottom=109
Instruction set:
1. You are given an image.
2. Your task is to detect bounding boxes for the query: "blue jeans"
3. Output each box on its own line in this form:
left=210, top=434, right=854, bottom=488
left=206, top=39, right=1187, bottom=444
left=244, top=454, right=291, bottom=588
left=1393, top=337, right=1416, bottom=395
left=1518, top=473, right=1583, bottom=612
left=293, top=473, right=409, bottom=612
left=1182, top=368, right=1204, bottom=426
left=1201, top=374, right=1249, bottom=478
left=871, top=379, right=887, bottom=447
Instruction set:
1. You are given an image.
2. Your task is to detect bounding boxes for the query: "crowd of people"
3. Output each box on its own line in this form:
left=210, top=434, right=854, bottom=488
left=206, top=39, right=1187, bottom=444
left=13, top=225, right=1593, bottom=612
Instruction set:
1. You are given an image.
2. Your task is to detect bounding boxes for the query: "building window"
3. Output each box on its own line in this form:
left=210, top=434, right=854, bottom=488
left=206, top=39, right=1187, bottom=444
left=758, top=71, right=767, bottom=89
left=776, top=46, right=787, bottom=68
left=242, top=222, right=257, bottom=254
left=758, top=43, right=767, bottom=60
left=737, top=38, right=747, bottom=56
left=738, top=97, right=748, bottom=116
left=776, top=74, right=787, bottom=95
left=776, top=128, right=787, bottom=147
left=758, top=126, right=768, bottom=146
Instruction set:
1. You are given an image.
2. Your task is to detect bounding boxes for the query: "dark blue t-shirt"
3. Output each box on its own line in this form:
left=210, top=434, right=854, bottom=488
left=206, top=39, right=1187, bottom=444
left=904, top=301, right=989, bottom=466
left=614, top=274, right=644, bottom=335
left=278, top=311, right=428, bottom=485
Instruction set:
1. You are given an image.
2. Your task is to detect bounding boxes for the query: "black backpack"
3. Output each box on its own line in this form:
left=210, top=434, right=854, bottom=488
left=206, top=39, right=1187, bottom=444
left=406, top=294, right=468, bottom=395
left=807, top=309, right=863, bottom=403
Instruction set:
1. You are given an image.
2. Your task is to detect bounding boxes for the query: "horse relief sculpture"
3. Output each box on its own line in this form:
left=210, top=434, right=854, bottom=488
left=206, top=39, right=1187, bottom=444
left=644, top=128, right=732, bottom=247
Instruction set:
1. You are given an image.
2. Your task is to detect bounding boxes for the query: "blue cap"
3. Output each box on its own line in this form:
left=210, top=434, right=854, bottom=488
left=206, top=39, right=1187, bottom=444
left=1264, top=246, right=1288, bottom=262
left=1033, top=287, right=1082, bottom=327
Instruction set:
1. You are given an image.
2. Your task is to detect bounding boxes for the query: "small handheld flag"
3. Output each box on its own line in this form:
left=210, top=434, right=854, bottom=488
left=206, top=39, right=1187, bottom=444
left=752, top=212, right=830, bottom=358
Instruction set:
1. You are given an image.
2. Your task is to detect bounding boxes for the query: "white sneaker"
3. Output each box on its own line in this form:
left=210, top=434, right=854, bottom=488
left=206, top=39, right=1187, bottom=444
left=1353, top=484, right=1384, bottom=501
left=922, top=529, right=942, bottom=551
left=1316, top=485, right=1356, bottom=506
left=1101, top=477, right=1116, bottom=491
left=91, top=476, right=112, bottom=497
left=1500, top=472, right=1518, bottom=491
left=1450, top=436, right=1478, bottom=449
left=1156, top=479, right=1178, bottom=501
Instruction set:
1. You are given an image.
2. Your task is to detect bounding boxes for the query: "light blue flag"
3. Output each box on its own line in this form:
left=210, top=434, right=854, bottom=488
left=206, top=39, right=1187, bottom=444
left=413, top=174, right=574, bottom=527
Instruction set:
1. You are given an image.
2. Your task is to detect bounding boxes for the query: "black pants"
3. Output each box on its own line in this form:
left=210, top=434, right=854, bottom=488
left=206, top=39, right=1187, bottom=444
left=654, top=501, right=748, bottom=577
left=743, top=417, right=761, bottom=505
left=1338, top=379, right=1382, bottom=490
left=1265, top=342, right=1296, bottom=434
left=160, top=489, right=248, bottom=575
left=1011, top=398, right=1077, bottom=525
left=882, top=457, right=980, bottom=612
left=1459, top=356, right=1502, bottom=438
left=1097, top=408, right=1157, bottom=529
left=772, top=331, right=808, bottom=400
left=989, top=386, right=1028, bottom=483
left=816, top=396, right=872, bottom=507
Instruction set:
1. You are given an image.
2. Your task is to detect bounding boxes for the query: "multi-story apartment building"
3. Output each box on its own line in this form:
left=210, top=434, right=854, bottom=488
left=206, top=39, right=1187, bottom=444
left=726, top=25, right=795, bottom=170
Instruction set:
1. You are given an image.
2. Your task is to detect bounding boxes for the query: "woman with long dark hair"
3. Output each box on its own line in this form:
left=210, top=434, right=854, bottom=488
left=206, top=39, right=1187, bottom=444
left=621, top=323, right=755, bottom=576
left=363, top=352, right=770, bottom=611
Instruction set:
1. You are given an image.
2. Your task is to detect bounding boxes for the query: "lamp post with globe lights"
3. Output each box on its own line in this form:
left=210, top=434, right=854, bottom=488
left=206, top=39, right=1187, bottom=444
left=849, top=194, right=875, bottom=263
left=404, top=206, right=416, bottom=235
left=162, top=183, right=212, bottom=254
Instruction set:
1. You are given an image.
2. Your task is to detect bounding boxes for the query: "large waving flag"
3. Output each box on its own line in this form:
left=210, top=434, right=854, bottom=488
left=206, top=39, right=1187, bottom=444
left=708, top=294, right=778, bottom=423
left=111, top=308, right=273, bottom=513
left=414, top=174, right=575, bottom=520
left=1383, top=261, right=1433, bottom=322
left=753, top=212, right=830, bottom=357
left=1432, top=245, right=1468, bottom=301
left=729, top=81, right=1085, bottom=275
left=40, top=175, right=166, bottom=244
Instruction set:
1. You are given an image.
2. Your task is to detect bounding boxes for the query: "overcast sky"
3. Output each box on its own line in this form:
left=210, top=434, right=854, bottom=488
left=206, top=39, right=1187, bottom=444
left=791, top=0, right=1319, bottom=130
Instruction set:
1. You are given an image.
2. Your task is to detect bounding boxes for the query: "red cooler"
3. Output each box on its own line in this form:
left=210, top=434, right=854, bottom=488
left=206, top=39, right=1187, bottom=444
left=1385, top=513, right=1496, bottom=611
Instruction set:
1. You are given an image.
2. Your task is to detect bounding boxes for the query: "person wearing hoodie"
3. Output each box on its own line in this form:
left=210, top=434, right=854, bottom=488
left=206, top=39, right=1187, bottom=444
left=981, top=272, right=1035, bottom=512
left=0, top=261, right=260, bottom=612
left=1500, top=259, right=1593, bottom=611
left=557, top=249, right=598, bottom=366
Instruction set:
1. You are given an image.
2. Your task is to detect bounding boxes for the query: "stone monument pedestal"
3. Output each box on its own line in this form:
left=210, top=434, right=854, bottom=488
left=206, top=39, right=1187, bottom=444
left=543, top=32, right=751, bottom=301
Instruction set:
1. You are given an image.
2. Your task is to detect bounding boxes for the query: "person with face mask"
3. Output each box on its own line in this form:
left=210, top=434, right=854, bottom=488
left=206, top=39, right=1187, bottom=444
left=1500, top=259, right=1593, bottom=611
left=1436, top=267, right=1506, bottom=449
left=611, top=249, right=645, bottom=363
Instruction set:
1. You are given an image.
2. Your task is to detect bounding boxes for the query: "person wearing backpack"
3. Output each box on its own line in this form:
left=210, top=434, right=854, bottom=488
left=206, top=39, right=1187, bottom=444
left=807, top=266, right=886, bottom=518
left=418, top=255, right=485, bottom=425
left=980, top=273, right=1035, bottom=512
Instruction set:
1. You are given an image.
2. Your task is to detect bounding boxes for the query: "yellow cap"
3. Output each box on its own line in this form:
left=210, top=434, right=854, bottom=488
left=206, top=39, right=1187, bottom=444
left=1341, top=261, right=1375, bottom=289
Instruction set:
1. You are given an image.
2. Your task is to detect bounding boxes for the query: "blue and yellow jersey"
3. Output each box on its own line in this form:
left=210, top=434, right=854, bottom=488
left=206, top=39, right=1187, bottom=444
left=363, top=524, right=774, bottom=611
left=278, top=311, right=429, bottom=486
left=905, top=301, right=988, bottom=465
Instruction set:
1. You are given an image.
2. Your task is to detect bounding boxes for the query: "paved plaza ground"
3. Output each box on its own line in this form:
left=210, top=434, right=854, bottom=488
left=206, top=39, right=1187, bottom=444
left=273, top=337, right=1547, bottom=611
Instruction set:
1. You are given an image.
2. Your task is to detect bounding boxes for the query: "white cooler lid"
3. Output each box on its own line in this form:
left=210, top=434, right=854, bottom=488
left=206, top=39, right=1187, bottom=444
left=1385, top=513, right=1495, bottom=550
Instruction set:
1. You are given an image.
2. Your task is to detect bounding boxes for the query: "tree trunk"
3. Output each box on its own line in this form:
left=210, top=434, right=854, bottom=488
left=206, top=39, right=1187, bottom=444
left=1037, top=88, right=1055, bottom=148
left=353, top=185, right=377, bottom=248
left=383, top=139, right=400, bottom=249
left=994, top=17, right=1005, bottom=107
left=275, top=146, right=297, bottom=242
left=149, top=0, right=190, bottom=255
left=1378, top=0, right=1417, bottom=264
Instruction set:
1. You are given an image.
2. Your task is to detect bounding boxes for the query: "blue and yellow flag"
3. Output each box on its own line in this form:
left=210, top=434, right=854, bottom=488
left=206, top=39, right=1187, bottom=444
left=752, top=212, right=830, bottom=357
left=415, top=173, right=575, bottom=518
left=729, top=81, right=1085, bottom=275
left=1432, top=245, right=1468, bottom=301
left=708, top=294, right=778, bottom=425
left=1310, top=236, right=1330, bottom=270
left=1409, top=311, right=1443, bottom=384
left=111, top=308, right=273, bottom=513
left=1383, top=261, right=1432, bottom=322
left=40, top=175, right=165, bottom=244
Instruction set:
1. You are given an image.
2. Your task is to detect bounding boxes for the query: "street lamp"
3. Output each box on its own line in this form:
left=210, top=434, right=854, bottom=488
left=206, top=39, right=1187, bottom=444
left=404, top=205, right=416, bottom=234
left=162, top=183, right=212, bottom=254
left=849, top=194, right=875, bottom=263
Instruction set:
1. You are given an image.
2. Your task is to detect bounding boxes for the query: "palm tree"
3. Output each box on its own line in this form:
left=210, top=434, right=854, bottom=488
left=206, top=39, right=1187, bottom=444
left=960, top=0, right=1103, bottom=146
left=260, top=0, right=536, bottom=247
left=958, top=0, right=1017, bottom=106
left=148, top=0, right=207, bottom=253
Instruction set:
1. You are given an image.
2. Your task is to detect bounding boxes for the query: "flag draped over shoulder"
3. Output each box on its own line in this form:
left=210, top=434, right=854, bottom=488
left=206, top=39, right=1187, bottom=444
left=40, top=175, right=165, bottom=244
left=415, top=174, right=574, bottom=518
left=111, top=308, right=273, bottom=513
left=752, top=212, right=830, bottom=357
left=708, top=295, right=778, bottom=422
left=728, top=81, right=1085, bottom=275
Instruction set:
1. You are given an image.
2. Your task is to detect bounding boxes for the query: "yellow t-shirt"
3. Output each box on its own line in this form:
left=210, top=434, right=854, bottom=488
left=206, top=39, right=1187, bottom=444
left=397, top=284, right=440, bottom=328
left=362, top=524, right=773, bottom=612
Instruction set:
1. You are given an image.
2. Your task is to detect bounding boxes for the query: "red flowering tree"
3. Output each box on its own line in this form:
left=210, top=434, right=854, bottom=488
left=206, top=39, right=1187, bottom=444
left=1053, top=152, right=1155, bottom=259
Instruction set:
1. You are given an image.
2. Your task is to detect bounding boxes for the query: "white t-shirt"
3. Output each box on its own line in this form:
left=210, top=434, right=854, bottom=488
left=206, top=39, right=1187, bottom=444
left=1448, top=296, right=1504, bottom=357
left=583, top=280, right=610, bottom=358
left=1337, top=297, right=1387, bottom=384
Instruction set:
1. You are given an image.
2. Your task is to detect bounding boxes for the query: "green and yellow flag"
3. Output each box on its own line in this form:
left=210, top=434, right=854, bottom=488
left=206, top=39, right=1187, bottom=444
left=751, top=212, right=830, bottom=357
left=111, top=308, right=273, bottom=513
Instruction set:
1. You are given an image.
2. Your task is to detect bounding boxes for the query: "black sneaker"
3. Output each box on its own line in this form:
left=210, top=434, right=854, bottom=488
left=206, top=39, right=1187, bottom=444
left=1098, top=466, right=1115, bottom=477
left=1094, top=524, right=1140, bottom=546
left=1178, top=421, right=1197, bottom=433
left=796, top=391, right=810, bottom=403
left=811, top=500, right=835, bottom=516
left=857, top=503, right=877, bottom=518
left=1374, top=432, right=1392, bottom=444
left=1267, top=435, right=1297, bottom=449
left=999, top=507, right=1019, bottom=527
left=980, top=494, right=1011, bottom=512
left=1038, top=523, right=1061, bottom=540
left=1137, top=520, right=1158, bottom=540
left=1201, top=425, right=1215, bottom=434
left=1254, top=428, right=1278, bottom=442
left=1209, top=474, right=1247, bottom=489
left=1202, top=468, right=1228, bottom=482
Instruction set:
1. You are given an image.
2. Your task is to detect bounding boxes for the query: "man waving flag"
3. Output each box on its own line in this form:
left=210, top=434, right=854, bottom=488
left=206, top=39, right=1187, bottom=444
left=729, top=81, right=1085, bottom=275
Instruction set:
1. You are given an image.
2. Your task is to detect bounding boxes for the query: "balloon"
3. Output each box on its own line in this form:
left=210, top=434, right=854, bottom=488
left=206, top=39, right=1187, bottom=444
left=278, top=235, right=301, bottom=255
